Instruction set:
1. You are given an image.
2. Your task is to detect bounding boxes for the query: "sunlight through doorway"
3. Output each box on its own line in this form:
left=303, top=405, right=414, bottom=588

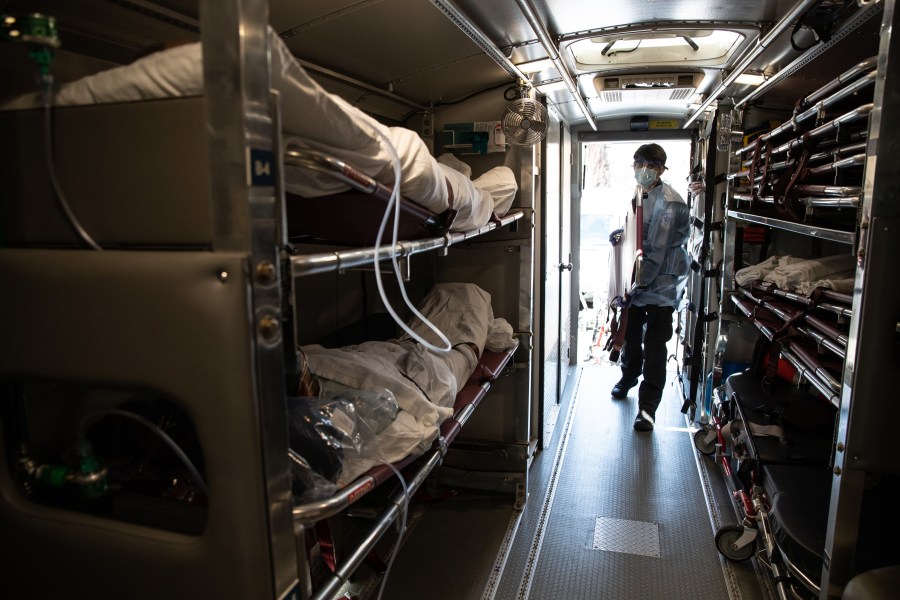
left=578, top=139, right=691, bottom=367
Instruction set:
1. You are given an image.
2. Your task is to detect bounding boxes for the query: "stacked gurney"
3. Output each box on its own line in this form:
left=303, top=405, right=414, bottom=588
left=286, top=283, right=518, bottom=502
left=0, top=26, right=519, bottom=247
left=721, top=372, right=836, bottom=595
left=730, top=57, right=876, bottom=230
left=731, top=253, right=855, bottom=407
left=704, top=254, right=854, bottom=598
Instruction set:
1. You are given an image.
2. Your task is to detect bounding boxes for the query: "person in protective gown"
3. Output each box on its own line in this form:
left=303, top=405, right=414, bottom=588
left=611, top=144, right=691, bottom=431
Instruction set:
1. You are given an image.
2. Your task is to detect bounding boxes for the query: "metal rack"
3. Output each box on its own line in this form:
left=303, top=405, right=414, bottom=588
left=0, top=2, right=536, bottom=599
left=711, top=1, right=900, bottom=596
left=726, top=210, right=856, bottom=245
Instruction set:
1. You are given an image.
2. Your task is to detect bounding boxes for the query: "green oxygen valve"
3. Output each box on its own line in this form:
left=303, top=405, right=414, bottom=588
left=2, top=13, right=61, bottom=75
left=75, top=450, right=109, bottom=499
left=32, top=441, right=109, bottom=498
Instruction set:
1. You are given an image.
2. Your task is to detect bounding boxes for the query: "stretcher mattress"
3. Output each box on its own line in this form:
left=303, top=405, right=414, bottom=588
left=762, top=464, right=832, bottom=586
left=0, top=27, right=518, bottom=235
left=725, top=372, right=836, bottom=468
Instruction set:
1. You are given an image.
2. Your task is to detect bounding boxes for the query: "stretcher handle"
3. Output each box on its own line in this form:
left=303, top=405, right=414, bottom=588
left=632, top=188, right=646, bottom=290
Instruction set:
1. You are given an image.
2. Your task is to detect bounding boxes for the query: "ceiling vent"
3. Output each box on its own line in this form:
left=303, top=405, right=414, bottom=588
left=593, top=73, right=704, bottom=102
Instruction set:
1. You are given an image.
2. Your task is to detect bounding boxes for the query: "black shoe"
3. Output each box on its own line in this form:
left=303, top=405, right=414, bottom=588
left=611, top=378, right=638, bottom=399
left=633, top=410, right=655, bottom=431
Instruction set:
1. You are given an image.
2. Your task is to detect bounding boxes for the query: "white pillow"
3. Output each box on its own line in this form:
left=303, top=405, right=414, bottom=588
left=436, top=153, right=472, bottom=178
left=473, top=166, right=518, bottom=216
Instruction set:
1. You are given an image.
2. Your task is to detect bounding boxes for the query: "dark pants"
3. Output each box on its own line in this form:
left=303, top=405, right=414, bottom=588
left=620, top=304, right=674, bottom=416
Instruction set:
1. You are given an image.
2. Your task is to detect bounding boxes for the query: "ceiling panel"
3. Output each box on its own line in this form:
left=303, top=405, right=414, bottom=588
left=274, top=1, right=490, bottom=104
left=4, top=0, right=881, bottom=128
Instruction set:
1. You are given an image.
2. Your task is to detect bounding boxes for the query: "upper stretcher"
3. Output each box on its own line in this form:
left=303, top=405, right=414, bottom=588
left=0, top=25, right=518, bottom=244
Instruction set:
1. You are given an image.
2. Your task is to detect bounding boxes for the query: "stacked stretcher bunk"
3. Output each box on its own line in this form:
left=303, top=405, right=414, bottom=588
left=729, top=57, right=876, bottom=232
left=0, top=25, right=525, bottom=600
left=287, top=284, right=518, bottom=599
left=0, top=25, right=520, bottom=248
left=699, top=255, right=853, bottom=598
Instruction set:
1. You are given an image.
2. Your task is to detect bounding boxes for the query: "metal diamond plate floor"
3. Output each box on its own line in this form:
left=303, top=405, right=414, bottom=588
left=495, top=364, right=766, bottom=600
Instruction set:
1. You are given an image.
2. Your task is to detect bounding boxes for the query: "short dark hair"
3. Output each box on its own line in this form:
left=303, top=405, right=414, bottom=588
left=634, top=143, right=667, bottom=166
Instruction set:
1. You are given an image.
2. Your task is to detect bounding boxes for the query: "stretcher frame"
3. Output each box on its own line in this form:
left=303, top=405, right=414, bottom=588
left=730, top=63, right=875, bottom=230
left=730, top=280, right=851, bottom=408
left=293, top=346, right=516, bottom=600
left=699, top=369, right=839, bottom=598
left=281, top=145, right=527, bottom=598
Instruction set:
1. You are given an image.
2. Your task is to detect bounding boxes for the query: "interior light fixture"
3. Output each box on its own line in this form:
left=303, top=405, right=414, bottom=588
left=517, top=58, right=554, bottom=73
left=734, top=73, right=766, bottom=86
left=535, top=80, right=568, bottom=93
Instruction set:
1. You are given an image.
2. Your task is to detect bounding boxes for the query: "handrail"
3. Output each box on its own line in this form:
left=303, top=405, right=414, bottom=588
left=683, top=0, right=823, bottom=129
left=513, top=0, right=597, bottom=130
left=726, top=210, right=855, bottom=245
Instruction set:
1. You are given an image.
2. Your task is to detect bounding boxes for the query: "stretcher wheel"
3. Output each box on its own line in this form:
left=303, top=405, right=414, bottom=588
left=693, top=428, right=716, bottom=456
left=715, top=524, right=754, bottom=561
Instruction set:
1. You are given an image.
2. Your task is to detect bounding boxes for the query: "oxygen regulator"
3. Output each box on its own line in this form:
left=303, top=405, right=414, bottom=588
left=2, top=12, right=60, bottom=73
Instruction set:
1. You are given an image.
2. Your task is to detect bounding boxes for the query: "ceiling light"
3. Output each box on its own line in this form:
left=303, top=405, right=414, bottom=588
left=734, top=73, right=766, bottom=86
left=535, top=80, right=568, bottom=93
left=517, top=59, right=554, bottom=73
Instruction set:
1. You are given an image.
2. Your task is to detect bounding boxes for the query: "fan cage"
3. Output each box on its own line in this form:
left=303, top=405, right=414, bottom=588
left=502, top=98, right=549, bottom=146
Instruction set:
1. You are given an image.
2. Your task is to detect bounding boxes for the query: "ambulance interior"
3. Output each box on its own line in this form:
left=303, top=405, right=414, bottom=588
left=1, top=1, right=899, bottom=599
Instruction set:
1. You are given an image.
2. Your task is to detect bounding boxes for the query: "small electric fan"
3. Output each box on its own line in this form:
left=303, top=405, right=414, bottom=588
left=501, top=87, right=549, bottom=146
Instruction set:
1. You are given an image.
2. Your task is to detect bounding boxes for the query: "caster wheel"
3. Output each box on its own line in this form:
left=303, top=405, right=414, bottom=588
left=693, top=427, right=716, bottom=456
left=715, top=524, right=754, bottom=561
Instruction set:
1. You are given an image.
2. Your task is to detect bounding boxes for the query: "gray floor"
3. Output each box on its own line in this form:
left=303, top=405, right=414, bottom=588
left=380, top=364, right=769, bottom=600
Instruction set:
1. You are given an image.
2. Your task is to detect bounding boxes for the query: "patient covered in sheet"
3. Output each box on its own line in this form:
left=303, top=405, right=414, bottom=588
left=1, top=27, right=518, bottom=232
left=291, top=283, right=511, bottom=496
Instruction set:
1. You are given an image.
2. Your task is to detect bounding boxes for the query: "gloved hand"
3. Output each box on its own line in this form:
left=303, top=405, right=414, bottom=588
left=688, top=179, right=705, bottom=197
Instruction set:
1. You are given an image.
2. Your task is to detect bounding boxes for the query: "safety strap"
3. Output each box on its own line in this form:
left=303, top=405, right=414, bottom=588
left=607, top=304, right=629, bottom=363
left=752, top=283, right=807, bottom=393
left=772, top=132, right=816, bottom=222
left=315, top=520, right=388, bottom=576
left=315, top=520, right=337, bottom=573
left=602, top=308, right=619, bottom=353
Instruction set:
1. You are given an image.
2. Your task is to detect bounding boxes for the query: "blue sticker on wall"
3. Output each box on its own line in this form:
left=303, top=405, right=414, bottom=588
left=249, top=148, right=276, bottom=187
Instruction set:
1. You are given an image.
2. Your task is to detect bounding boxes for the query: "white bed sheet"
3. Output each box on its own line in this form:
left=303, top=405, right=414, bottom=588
left=735, top=254, right=857, bottom=294
left=1, top=28, right=517, bottom=232
left=301, top=283, right=494, bottom=485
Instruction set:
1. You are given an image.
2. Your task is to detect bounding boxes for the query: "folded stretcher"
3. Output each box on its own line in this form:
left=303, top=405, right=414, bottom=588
left=702, top=253, right=854, bottom=597
left=699, top=371, right=837, bottom=598
left=703, top=275, right=851, bottom=597
left=731, top=59, right=876, bottom=228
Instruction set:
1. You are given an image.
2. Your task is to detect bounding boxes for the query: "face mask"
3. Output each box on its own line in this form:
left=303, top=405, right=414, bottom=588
left=634, top=167, right=657, bottom=188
